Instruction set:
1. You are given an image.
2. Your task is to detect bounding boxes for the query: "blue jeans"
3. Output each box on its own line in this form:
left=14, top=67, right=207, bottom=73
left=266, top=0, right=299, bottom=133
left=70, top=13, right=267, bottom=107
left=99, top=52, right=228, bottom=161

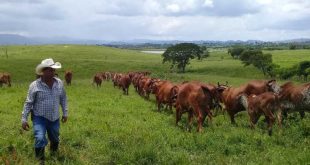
left=32, top=115, right=60, bottom=148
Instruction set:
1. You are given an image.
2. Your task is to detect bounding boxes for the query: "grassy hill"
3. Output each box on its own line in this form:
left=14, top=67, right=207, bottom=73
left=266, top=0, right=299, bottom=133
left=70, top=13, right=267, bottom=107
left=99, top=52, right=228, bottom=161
left=0, top=45, right=309, bottom=164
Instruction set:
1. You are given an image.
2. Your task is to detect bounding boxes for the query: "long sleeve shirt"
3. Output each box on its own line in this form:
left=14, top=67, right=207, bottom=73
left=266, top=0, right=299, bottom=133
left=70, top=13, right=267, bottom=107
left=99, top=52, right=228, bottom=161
left=22, top=77, right=68, bottom=123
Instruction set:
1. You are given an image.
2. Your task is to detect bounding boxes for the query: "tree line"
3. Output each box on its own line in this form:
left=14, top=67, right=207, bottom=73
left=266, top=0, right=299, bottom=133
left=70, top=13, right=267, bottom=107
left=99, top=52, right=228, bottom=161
left=228, top=46, right=310, bottom=81
left=161, top=43, right=310, bottom=81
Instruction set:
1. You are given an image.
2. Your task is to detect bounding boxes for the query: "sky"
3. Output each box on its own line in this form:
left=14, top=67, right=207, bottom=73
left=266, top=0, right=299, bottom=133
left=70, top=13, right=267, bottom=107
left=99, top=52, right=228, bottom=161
left=0, top=0, right=309, bottom=41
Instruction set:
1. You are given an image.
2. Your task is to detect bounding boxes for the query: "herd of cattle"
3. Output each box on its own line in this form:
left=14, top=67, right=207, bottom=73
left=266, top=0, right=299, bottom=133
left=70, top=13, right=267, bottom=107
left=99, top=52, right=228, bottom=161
left=93, top=71, right=309, bottom=135
left=1, top=70, right=309, bottom=135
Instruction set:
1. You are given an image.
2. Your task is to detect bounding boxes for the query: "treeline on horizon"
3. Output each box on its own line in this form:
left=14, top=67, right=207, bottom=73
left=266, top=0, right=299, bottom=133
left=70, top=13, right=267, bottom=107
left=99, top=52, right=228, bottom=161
left=102, top=41, right=310, bottom=50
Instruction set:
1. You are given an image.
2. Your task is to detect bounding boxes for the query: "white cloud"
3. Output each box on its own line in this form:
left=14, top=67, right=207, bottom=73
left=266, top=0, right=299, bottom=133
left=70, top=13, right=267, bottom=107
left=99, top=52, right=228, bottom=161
left=0, top=0, right=309, bottom=41
left=166, top=4, right=181, bottom=13
left=203, top=0, right=213, bottom=7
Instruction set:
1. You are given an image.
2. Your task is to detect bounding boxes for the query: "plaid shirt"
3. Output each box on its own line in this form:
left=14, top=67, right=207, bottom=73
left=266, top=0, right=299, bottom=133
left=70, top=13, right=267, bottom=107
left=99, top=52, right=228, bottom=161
left=22, top=77, right=68, bottom=123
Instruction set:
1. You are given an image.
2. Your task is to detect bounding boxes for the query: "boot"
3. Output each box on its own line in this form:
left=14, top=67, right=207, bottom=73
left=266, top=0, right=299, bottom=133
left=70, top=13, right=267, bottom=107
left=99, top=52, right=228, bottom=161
left=50, top=142, right=59, bottom=156
left=35, top=147, right=45, bottom=164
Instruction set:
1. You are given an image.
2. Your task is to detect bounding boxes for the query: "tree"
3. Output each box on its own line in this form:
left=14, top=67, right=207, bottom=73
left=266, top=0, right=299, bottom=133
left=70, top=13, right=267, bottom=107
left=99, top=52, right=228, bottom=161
left=199, top=46, right=209, bottom=60
left=289, top=44, right=297, bottom=50
left=162, top=43, right=203, bottom=73
left=266, top=63, right=280, bottom=78
left=239, top=49, right=275, bottom=76
left=297, top=61, right=310, bottom=81
left=278, top=68, right=296, bottom=80
left=227, top=47, right=246, bottom=59
left=306, top=68, right=310, bottom=79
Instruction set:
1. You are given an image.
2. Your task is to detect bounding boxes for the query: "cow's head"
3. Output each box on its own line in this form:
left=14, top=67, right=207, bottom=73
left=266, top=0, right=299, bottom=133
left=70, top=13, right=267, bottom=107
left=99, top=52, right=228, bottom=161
left=150, top=79, right=162, bottom=94
left=216, top=81, right=229, bottom=103
left=267, top=79, right=281, bottom=94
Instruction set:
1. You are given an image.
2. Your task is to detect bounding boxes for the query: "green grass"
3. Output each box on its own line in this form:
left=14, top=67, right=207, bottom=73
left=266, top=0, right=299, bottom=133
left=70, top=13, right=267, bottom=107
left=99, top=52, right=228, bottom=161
left=0, top=45, right=309, bottom=164
left=265, top=49, right=310, bottom=68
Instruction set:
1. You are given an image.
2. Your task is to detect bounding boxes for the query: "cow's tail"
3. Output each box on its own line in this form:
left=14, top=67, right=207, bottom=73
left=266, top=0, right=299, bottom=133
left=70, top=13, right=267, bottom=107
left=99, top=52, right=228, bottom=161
left=170, top=86, right=179, bottom=103
left=201, top=86, right=215, bottom=116
left=239, top=94, right=248, bottom=111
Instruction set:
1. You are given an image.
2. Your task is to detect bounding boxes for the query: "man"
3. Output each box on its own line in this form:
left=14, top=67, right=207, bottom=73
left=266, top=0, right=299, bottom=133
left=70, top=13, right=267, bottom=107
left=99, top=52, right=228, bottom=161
left=21, top=58, right=68, bottom=163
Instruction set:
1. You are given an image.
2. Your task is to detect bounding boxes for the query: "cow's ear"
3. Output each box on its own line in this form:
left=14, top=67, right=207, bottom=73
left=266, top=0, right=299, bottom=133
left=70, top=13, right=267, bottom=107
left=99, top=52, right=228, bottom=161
left=217, top=87, right=226, bottom=93
left=201, top=86, right=211, bottom=96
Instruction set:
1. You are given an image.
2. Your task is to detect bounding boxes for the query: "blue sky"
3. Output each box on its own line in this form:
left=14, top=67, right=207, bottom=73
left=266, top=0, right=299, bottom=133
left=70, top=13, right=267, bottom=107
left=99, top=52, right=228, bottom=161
left=0, top=0, right=309, bottom=41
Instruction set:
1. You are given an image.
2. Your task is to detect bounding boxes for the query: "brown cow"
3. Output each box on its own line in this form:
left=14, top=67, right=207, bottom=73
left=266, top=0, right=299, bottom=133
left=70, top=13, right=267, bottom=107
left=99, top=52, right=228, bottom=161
left=93, top=73, right=103, bottom=87
left=0, top=72, right=11, bottom=87
left=142, top=78, right=160, bottom=99
left=132, top=74, right=144, bottom=92
left=137, top=76, right=149, bottom=96
left=175, top=82, right=215, bottom=132
left=241, top=92, right=280, bottom=136
left=278, top=82, right=310, bottom=120
left=190, top=81, right=223, bottom=113
left=65, top=70, right=73, bottom=85
left=112, top=73, right=122, bottom=88
left=217, top=80, right=280, bottom=124
left=119, top=74, right=131, bottom=95
left=154, top=81, right=177, bottom=112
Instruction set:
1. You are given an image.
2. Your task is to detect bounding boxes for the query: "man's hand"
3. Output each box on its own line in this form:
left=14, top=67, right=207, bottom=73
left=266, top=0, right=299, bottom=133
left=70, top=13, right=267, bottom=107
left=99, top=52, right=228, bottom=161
left=22, top=122, right=30, bottom=131
left=62, top=116, right=68, bottom=123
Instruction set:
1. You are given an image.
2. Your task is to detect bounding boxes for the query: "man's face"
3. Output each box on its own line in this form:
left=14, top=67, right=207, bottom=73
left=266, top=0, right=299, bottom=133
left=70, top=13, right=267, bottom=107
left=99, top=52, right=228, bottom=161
left=42, top=67, right=55, bottom=78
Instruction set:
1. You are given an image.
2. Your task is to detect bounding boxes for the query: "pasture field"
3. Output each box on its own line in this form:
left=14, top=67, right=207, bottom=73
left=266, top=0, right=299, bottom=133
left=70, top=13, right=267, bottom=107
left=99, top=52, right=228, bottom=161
left=0, top=45, right=309, bottom=164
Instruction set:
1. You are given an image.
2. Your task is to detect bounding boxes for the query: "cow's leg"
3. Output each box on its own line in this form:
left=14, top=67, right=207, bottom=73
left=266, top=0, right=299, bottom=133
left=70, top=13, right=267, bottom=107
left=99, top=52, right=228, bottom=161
left=265, top=110, right=275, bottom=136
left=228, top=111, right=236, bottom=125
left=299, top=111, right=305, bottom=119
left=175, top=106, right=182, bottom=126
left=187, top=110, right=194, bottom=131
left=201, top=110, right=207, bottom=126
left=249, top=116, right=255, bottom=129
left=201, top=108, right=212, bottom=126
left=247, top=108, right=255, bottom=129
left=169, top=102, right=173, bottom=113
left=207, top=110, right=213, bottom=124
left=253, top=114, right=260, bottom=125
left=197, top=112, right=203, bottom=132
left=283, top=110, right=288, bottom=119
left=276, top=109, right=282, bottom=128
left=168, top=101, right=173, bottom=113
left=194, top=106, right=203, bottom=132
left=157, top=101, right=161, bottom=112
left=146, top=91, right=150, bottom=100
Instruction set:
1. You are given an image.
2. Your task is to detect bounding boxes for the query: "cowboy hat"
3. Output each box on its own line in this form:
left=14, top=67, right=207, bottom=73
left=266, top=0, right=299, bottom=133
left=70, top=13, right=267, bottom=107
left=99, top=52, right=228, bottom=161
left=35, top=58, right=62, bottom=75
